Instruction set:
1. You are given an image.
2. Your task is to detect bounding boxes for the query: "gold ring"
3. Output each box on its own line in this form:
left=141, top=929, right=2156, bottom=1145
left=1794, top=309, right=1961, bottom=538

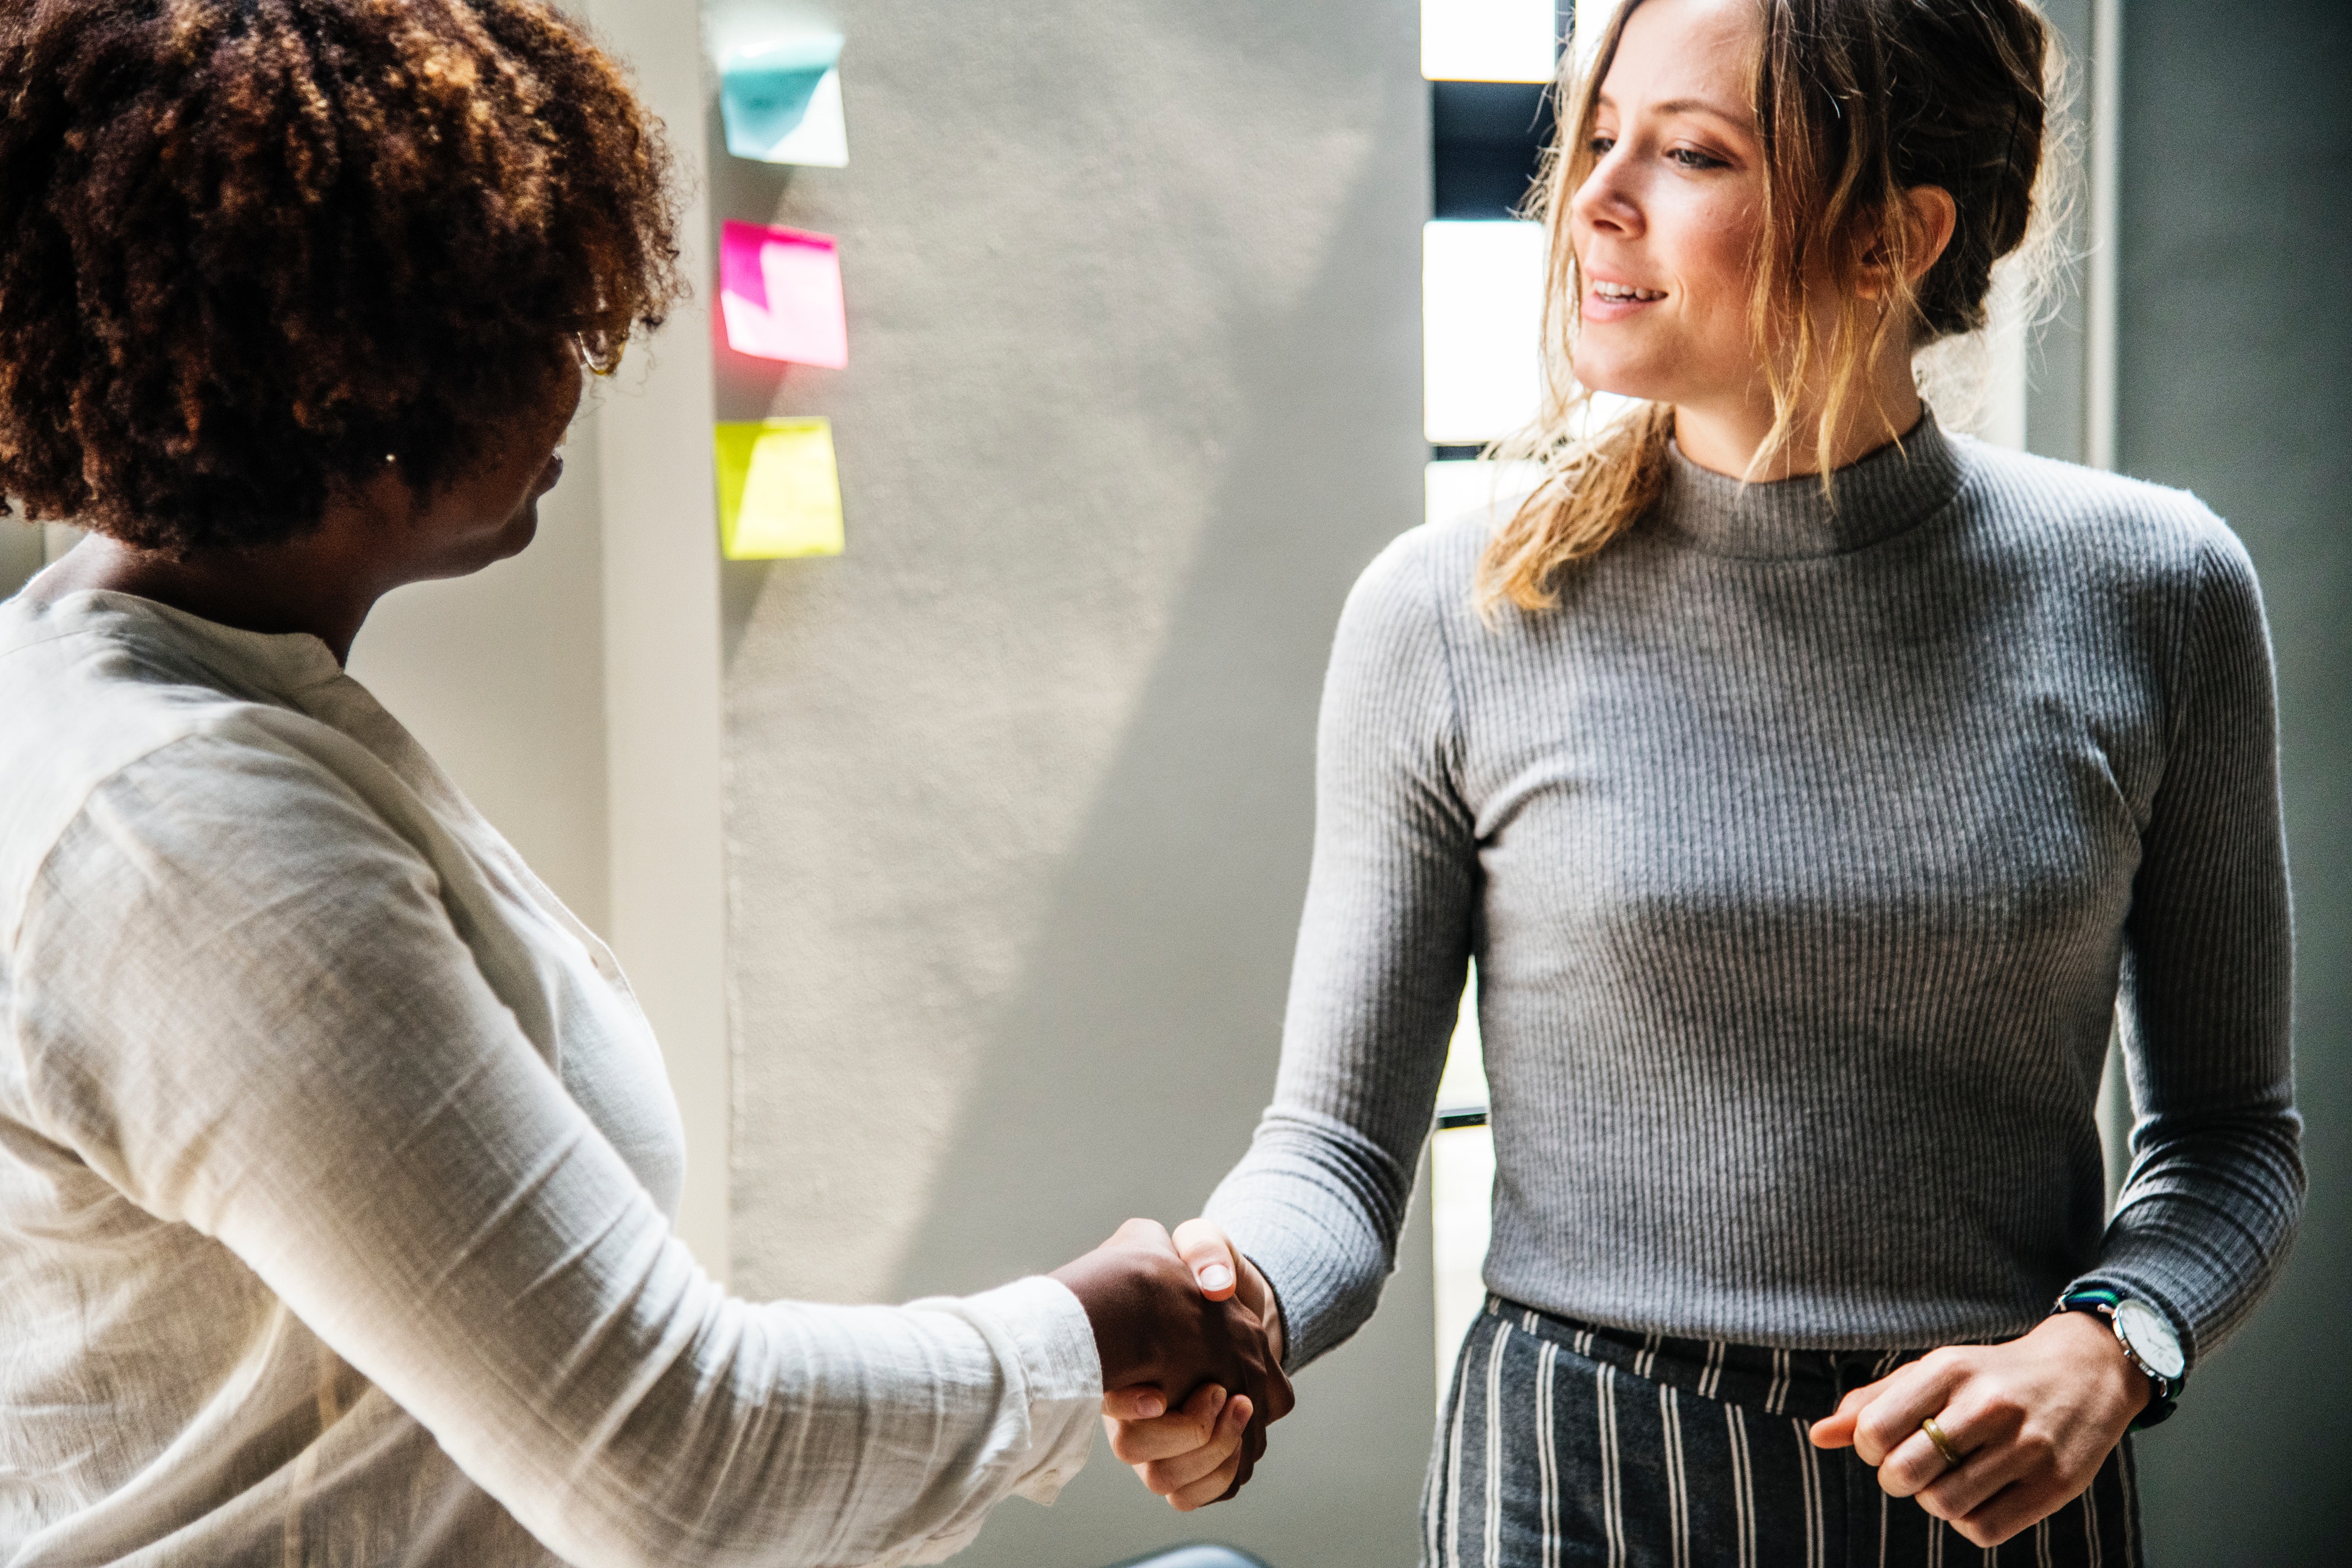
left=1920, top=1415, right=1964, bottom=1469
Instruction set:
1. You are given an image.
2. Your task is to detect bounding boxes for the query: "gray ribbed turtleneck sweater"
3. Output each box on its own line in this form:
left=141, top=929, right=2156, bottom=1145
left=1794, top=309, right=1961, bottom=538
left=1205, top=413, right=2301, bottom=1373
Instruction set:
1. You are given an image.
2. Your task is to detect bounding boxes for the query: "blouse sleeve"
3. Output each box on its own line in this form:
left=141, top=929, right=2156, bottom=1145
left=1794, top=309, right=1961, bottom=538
left=2079, top=524, right=2304, bottom=1366
left=9, top=733, right=1100, bottom=1568
left=1203, top=535, right=1479, bottom=1369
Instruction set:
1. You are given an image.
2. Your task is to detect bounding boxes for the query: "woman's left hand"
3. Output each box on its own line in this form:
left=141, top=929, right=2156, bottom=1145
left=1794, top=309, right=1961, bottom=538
left=1808, top=1311, right=2151, bottom=1547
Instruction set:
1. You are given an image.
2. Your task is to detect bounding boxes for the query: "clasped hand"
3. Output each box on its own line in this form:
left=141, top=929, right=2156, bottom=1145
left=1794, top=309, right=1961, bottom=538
left=1053, top=1218, right=1290, bottom=1509
left=1809, top=1310, right=2150, bottom=1546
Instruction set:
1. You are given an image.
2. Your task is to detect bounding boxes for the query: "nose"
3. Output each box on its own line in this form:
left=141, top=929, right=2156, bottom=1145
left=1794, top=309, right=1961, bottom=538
left=1568, top=148, right=1643, bottom=240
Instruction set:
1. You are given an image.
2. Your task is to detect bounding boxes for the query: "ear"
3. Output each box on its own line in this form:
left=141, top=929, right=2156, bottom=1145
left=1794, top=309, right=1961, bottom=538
left=1856, top=185, right=1959, bottom=300
left=1899, top=185, right=1959, bottom=283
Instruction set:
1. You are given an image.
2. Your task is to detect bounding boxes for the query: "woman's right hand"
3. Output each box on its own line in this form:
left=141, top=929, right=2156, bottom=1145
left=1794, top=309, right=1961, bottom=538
left=1100, top=1219, right=1287, bottom=1508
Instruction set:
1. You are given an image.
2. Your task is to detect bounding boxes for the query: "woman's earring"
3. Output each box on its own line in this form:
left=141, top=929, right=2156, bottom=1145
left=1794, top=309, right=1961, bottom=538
left=572, top=331, right=622, bottom=377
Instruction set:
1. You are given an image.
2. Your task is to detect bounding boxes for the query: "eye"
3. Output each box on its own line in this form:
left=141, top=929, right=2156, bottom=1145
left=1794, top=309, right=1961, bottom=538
left=1667, top=145, right=1729, bottom=170
left=1588, top=135, right=1618, bottom=156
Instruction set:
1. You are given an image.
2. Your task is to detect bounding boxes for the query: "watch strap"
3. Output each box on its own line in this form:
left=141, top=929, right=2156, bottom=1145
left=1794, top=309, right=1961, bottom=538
left=2053, top=1286, right=2179, bottom=1430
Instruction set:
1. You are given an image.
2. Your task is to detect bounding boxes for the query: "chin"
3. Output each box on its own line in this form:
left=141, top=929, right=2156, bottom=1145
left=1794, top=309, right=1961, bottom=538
left=491, top=503, right=541, bottom=560
left=1571, top=353, right=1668, bottom=405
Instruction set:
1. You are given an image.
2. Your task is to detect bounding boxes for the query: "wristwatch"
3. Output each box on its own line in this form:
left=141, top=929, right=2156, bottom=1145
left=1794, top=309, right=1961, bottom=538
left=2052, top=1286, right=2186, bottom=1429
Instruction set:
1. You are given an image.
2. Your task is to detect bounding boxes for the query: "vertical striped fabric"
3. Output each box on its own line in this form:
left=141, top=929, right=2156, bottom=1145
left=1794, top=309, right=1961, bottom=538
left=1425, top=1299, right=2141, bottom=1568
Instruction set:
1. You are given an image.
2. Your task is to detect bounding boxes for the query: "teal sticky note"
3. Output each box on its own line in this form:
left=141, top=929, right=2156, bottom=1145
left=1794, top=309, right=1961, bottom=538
left=720, top=35, right=847, bottom=166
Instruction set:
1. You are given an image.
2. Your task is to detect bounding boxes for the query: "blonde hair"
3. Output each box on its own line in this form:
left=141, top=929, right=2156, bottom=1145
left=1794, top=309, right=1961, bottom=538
left=1476, top=0, right=2077, bottom=614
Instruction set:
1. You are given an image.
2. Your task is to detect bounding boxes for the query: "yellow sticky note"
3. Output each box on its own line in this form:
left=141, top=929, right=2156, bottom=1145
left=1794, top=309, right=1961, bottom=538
left=714, top=418, right=844, bottom=559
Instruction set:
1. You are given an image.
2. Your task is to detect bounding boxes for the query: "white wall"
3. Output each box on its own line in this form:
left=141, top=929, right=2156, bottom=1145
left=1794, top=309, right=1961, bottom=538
left=712, top=1, right=1436, bottom=1562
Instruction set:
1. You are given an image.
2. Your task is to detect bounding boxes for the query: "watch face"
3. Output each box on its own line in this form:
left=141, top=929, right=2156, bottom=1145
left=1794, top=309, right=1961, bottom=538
left=2114, top=1299, right=2187, bottom=1380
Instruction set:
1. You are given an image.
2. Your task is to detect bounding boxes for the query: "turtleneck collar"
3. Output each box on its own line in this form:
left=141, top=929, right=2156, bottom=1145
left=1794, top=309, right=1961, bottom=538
left=1652, top=409, right=1965, bottom=560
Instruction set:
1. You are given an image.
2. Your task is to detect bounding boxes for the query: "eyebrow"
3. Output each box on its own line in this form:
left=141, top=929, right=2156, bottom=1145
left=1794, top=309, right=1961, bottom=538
left=1596, top=93, right=1756, bottom=131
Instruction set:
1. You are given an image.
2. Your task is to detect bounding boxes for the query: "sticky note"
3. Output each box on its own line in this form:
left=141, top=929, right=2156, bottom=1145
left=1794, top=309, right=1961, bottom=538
left=720, top=34, right=848, bottom=166
left=719, top=220, right=848, bottom=368
left=714, top=419, right=844, bottom=559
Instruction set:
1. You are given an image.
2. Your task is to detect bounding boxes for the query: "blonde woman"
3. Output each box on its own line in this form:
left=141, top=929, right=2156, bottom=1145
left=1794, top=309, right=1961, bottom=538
left=1105, top=0, right=2301, bottom=1560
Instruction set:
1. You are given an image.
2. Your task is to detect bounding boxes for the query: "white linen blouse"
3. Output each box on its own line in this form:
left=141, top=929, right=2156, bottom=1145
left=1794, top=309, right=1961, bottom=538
left=0, top=588, right=1099, bottom=1567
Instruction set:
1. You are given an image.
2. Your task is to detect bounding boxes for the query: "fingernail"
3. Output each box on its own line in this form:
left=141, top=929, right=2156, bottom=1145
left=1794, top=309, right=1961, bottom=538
left=1211, top=1386, right=1228, bottom=1408
left=1137, top=1393, right=1165, bottom=1417
left=1198, top=1264, right=1234, bottom=1292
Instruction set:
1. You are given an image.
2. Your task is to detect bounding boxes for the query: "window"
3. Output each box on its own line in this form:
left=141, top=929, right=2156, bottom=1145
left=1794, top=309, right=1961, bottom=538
left=1421, top=0, right=1577, bottom=1391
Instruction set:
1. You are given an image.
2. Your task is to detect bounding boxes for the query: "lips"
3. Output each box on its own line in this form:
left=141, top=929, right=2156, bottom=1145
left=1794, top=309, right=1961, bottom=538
left=1581, top=276, right=1667, bottom=323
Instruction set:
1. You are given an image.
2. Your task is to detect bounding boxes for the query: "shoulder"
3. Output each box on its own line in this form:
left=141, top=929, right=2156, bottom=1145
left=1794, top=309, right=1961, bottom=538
left=1946, top=436, right=2254, bottom=600
left=1341, top=506, right=1493, bottom=641
left=0, top=599, right=382, bottom=945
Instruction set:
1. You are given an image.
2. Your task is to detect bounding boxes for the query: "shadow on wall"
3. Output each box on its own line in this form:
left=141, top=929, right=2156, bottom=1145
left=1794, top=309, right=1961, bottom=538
left=713, top=0, right=1431, bottom=1562
left=869, top=86, right=1437, bottom=1568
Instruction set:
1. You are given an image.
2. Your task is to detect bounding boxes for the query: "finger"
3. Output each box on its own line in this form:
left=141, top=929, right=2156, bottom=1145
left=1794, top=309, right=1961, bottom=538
left=1228, top=1389, right=1268, bottom=1499
left=1166, top=1396, right=1252, bottom=1510
left=1171, top=1217, right=1240, bottom=1300
left=1813, top=1379, right=1879, bottom=1447
left=1850, top=1353, right=1972, bottom=1466
left=1108, top=1384, right=1225, bottom=1466
left=1140, top=1393, right=1250, bottom=1497
left=1101, top=1384, right=1167, bottom=1421
left=1915, top=1426, right=2036, bottom=1522
left=1953, top=1476, right=2071, bottom=1548
left=1169, top=1447, right=1244, bottom=1512
left=1876, top=1425, right=1967, bottom=1499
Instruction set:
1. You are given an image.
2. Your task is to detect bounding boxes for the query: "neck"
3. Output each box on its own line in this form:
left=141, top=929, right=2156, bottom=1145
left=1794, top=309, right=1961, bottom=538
left=31, top=485, right=410, bottom=666
left=1671, top=352, right=1926, bottom=482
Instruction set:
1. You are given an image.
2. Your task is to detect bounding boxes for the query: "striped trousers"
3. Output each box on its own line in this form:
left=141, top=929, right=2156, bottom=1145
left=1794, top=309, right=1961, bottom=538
left=1423, top=1297, right=2141, bottom=1568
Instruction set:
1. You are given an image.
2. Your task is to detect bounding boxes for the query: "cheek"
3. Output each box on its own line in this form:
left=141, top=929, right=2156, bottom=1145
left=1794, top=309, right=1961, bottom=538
left=1671, top=195, right=1762, bottom=333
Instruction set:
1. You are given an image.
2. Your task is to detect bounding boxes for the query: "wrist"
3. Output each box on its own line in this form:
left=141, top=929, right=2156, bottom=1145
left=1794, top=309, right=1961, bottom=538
left=1238, top=1255, right=1285, bottom=1368
left=1049, top=1248, right=1154, bottom=1389
left=2050, top=1285, right=2184, bottom=1427
left=2040, top=1306, right=2151, bottom=1417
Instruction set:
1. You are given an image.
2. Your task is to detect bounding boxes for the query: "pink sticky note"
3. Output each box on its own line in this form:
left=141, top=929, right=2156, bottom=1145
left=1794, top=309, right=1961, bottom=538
left=719, top=220, right=848, bottom=368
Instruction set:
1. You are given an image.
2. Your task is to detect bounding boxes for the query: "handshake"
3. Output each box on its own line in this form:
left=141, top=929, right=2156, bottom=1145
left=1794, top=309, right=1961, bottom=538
left=1050, top=1218, right=1293, bottom=1509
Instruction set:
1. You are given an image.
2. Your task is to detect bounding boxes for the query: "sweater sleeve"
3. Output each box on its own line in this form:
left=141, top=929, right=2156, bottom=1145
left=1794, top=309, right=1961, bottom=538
left=2077, top=524, right=2304, bottom=1367
left=1203, top=536, right=1478, bottom=1369
left=10, top=734, right=1100, bottom=1568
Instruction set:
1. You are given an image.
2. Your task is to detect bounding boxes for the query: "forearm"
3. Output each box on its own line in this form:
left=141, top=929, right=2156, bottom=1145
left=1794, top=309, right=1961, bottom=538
left=1209, top=536, right=1475, bottom=1368
left=1204, top=1109, right=1415, bottom=1369
left=513, top=1273, right=1102, bottom=1567
left=202, top=1045, right=1103, bottom=1568
left=2082, top=1106, right=2304, bottom=1361
left=21, top=760, right=1103, bottom=1568
left=2097, top=530, right=2300, bottom=1366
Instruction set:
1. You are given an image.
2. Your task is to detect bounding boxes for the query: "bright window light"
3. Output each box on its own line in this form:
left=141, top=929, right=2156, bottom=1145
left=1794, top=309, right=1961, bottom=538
left=1426, top=459, right=1545, bottom=527
left=1425, top=220, right=1548, bottom=446
left=1434, top=968, right=1487, bottom=1118
left=1431, top=972, right=1490, bottom=1396
left=1432, top=1124, right=1495, bottom=1394
left=1569, top=0, right=1626, bottom=73
left=1421, top=0, right=1558, bottom=82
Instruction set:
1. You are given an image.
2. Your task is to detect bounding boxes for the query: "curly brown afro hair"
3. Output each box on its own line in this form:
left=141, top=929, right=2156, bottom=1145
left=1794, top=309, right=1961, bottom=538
left=0, top=0, right=684, bottom=554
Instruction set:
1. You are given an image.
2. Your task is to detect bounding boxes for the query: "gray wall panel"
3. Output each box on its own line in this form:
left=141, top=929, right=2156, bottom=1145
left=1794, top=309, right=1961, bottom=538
left=2115, top=1, right=2351, bottom=1558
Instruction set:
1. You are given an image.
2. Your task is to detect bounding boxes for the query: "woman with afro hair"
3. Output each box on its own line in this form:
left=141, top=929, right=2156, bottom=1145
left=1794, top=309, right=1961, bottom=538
left=0, top=3, right=1285, bottom=1564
